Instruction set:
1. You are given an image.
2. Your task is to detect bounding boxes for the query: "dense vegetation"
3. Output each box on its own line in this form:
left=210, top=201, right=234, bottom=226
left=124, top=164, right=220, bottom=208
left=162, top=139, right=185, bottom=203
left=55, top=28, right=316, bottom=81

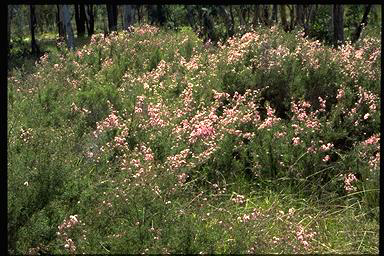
left=8, top=12, right=380, bottom=255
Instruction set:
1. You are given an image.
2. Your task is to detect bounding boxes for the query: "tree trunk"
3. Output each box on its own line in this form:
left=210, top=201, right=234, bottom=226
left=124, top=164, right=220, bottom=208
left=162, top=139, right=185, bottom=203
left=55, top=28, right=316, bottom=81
left=333, top=5, right=344, bottom=48
left=241, top=6, right=248, bottom=27
left=186, top=5, right=195, bottom=30
left=202, top=9, right=216, bottom=43
left=136, top=5, right=142, bottom=24
left=148, top=5, right=155, bottom=25
left=303, top=5, right=315, bottom=36
left=252, top=5, right=260, bottom=28
left=29, top=5, right=39, bottom=55
left=60, top=5, right=75, bottom=50
left=74, top=4, right=86, bottom=37
left=280, top=5, right=288, bottom=31
left=262, top=5, right=270, bottom=26
left=123, top=5, right=135, bottom=31
left=57, top=5, right=65, bottom=38
left=8, top=5, right=12, bottom=52
left=352, top=4, right=372, bottom=43
left=79, top=5, right=86, bottom=36
left=229, top=5, right=235, bottom=30
left=272, top=5, right=278, bottom=23
left=158, top=5, right=166, bottom=26
left=238, top=6, right=245, bottom=28
left=219, top=5, right=234, bottom=38
left=107, top=4, right=118, bottom=32
left=295, top=5, right=304, bottom=27
left=288, top=5, right=295, bottom=31
left=85, top=4, right=94, bottom=36
left=74, top=4, right=80, bottom=35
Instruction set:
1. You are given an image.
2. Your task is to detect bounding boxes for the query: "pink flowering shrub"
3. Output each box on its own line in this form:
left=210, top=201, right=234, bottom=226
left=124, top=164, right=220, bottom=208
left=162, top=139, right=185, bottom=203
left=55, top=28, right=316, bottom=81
left=8, top=23, right=379, bottom=254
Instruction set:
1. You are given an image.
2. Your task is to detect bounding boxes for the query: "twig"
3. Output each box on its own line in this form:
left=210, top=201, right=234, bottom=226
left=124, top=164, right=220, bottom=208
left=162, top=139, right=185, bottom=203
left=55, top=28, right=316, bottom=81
left=288, top=152, right=308, bottom=171
left=99, top=241, right=110, bottom=253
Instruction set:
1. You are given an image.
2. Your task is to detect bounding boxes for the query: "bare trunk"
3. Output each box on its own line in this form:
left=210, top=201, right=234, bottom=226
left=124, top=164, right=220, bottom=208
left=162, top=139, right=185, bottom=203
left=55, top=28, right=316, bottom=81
left=252, top=5, right=260, bottom=28
left=295, top=5, right=304, bottom=27
left=238, top=6, right=245, bottom=28
left=57, top=5, right=65, bottom=38
left=85, top=4, right=94, bottom=36
left=137, top=5, right=142, bottom=24
left=8, top=6, right=12, bottom=52
left=219, top=5, right=234, bottom=38
left=333, top=4, right=344, bottom=48
left=74, top=4, right=86, bottom=37
left=186, top=5, right=195, bottom=30
left=123, top=5, right=134, bottom=31
left=280, top=5, right=288, bottom=31
left=107, top=4, right=118, bottom=32
left=262, top=5, right=270, bottom=26
left=272, top=5, right=278, bottom=23
left=352, top=4, right=372, bottom=43
left=288, top=5, right=295, bottom=31
left=29, top=5, right=39, bottom=55
left=229, top=5, right=235, bottom=30
left=60, top=5, right=75, bottom=50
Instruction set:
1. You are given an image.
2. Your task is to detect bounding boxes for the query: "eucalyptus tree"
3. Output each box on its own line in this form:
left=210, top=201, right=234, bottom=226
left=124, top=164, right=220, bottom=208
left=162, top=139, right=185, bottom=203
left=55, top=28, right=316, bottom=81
left=352, top=4, right=372, bottom=43
left=333, top=4, right=344, bottom=48
left=59, top=5, right=75, bottom=50
left=29, top=5, right=39, bottom=55
left=123, top=5, right=135, bottom=31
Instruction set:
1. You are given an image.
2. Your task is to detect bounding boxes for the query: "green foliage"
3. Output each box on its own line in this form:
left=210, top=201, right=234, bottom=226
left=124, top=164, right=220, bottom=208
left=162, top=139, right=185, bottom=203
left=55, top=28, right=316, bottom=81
left=8, top=23, right=380, bottom=254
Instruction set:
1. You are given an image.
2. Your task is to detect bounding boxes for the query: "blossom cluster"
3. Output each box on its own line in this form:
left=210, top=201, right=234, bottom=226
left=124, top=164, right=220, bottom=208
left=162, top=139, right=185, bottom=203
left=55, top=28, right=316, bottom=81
left=56, top=215, right=82, bottom=254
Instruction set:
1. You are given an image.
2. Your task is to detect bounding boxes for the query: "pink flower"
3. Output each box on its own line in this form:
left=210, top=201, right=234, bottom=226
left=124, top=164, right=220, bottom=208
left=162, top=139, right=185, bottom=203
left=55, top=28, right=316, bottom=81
left=292, top=137, right=301, bottom=145
left=318, top=97, right=326, bottom=111
left=344, top=173, right=358, bottom=192
left=336, top=88, right=345, bottom=99
left=319, top=143, right=334, bottom=152
left=362, top=134, right=380, bottom=146
left=322, top=155, right=330, bottom=162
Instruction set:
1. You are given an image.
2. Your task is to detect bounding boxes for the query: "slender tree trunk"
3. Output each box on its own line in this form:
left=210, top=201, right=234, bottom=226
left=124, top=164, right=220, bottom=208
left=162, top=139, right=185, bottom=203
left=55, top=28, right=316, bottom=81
left=352, top=4, right=372, bottom=43
left=229, top=5, right=235, bottom=30
left=241, top=6, right=248, bottom=27
left=107, top=4, right=118, bottom=32
left=136, top=5, right=142, bottom=24
left=79, top=5, right=86, bottom=36
left=202, top=9, right=216, bottom=43
left=186, top=5, right=196, bottom=30
left=252, top=5, right=260, bottom=28
left=333, top=4, right=344, bottom=48
left=74, top=4, right=86, bottom=37
left=29, top=5, right=39, bottom=55
left=157, top=5, right=166, bottom=26
left=262, top=5, right=270, bottom=26
left=238, top=6, right=245, bottom=28
left=57, top=5, right=65, bottom=38
left=303, top=5, right=315, bottom=36
left=60, top=5, right=75, bottom=50
left=74, top=4, right=80, bottom=35
left=280, top=5, right=288, bottom=31
left=123, top=5, right=134, bottom=31
left=245, top=6, right=251, bottom=24
left=272, top=5, right=278, bottom=23
left=288, top=5, right=295, bottom=31
left=219, top=5, right=234, bottom=38
left=295, top=5, right=304, bottom=27
left=8, top=5, right=12, bottom=52
left=85, top=4, right=94, bottom=36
